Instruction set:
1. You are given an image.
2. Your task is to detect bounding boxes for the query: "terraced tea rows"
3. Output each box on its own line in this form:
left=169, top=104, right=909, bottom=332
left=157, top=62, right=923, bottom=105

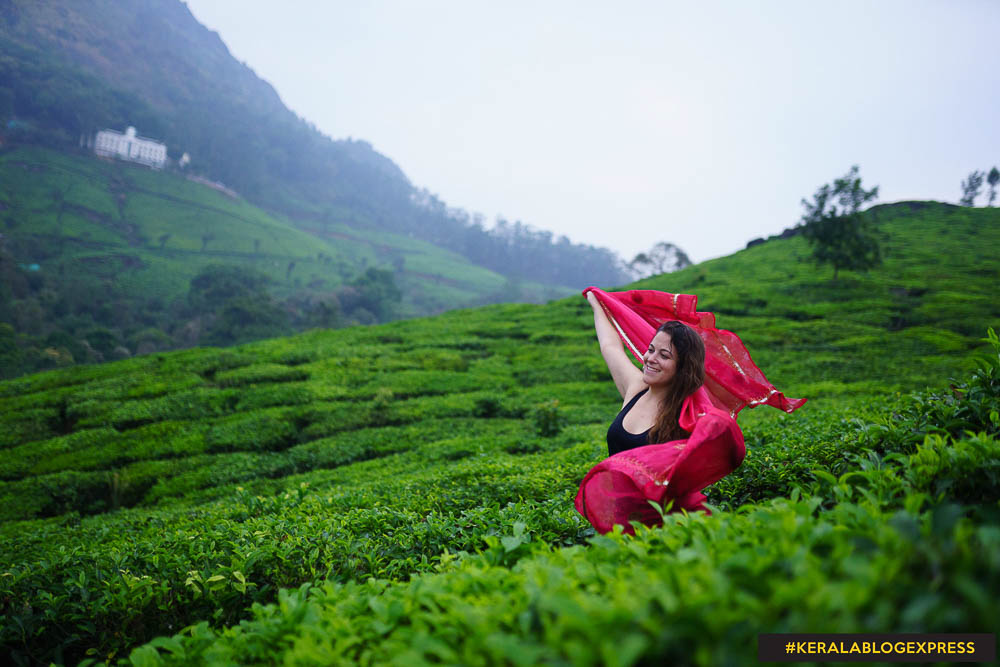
left=2, top=201, right=999, bottom=665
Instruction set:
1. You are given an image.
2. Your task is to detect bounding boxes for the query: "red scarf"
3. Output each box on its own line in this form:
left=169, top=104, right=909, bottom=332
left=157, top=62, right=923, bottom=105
left=583, top=286, right=805, bottom=416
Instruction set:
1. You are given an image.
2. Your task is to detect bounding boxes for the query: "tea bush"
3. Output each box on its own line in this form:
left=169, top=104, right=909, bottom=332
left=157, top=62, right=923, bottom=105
left=122, top=455, right=1000, bottom=666
left=531, top=399, right=565, bottom=437
left=1, top=205, right=998, bottom=664
left=213, top=363, right=310, bottom=387
left=3, top=348, right=998, bottom=665
left=130, top=338, right=1000, bottom=664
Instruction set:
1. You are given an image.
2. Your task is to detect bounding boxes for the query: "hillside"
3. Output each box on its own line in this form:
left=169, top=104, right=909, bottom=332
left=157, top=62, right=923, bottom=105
left=0, top=145, right=571, bottom=378
left=1, top=201, right=999, bottom=664
left=0, top=0, right=628, bottom=290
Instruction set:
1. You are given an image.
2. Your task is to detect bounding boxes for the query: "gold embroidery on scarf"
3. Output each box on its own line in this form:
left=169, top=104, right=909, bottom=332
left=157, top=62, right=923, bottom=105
left=604, top=303, right=643, bottom=361
left=721, top=343, right=748, bottom=377
left=747, top=388, right=778, bottom=407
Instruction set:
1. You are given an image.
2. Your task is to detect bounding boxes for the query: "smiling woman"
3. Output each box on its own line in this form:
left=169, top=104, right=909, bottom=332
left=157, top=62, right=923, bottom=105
left=585, top=290, right=710, bottom=456
left=577, top=286, right=805, bottom=534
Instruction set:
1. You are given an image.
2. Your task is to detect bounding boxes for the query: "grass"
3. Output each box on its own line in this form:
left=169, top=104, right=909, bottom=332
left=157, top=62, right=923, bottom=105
left=0, top=145, right=570, bottom=318
left=0, top=200, right=998, bottom=665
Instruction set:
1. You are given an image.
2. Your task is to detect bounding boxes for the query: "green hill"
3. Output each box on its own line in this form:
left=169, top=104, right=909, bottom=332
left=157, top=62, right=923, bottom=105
left=1, top=201, right=998, bottom=665
left=0, top=0, right=628, bottom=293
left=0, top=145, right=571, bottom=377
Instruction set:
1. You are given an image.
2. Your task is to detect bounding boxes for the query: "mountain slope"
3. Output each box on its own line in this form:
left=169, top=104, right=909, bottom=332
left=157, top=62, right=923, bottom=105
left=0, top=145, right=573, bottom=378
left=0, top=0, right=628, bottom=290
left=0, top=0, right=401, bottom=211
left=1, top=201, right=998, bottom=663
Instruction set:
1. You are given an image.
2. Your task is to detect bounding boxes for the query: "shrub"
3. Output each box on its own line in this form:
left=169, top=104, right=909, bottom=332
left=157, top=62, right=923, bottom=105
left=214, top=363, right=309, bottom=388
left=532, top=399, right=564, bottom=437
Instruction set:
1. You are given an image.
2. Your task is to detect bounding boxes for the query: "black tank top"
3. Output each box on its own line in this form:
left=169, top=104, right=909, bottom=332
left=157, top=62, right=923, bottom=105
left=607, top=388, right=651, bottom=456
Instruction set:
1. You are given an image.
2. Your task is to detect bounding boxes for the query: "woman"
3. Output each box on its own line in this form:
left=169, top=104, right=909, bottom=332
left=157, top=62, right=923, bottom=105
left=576, top=286, right=804, bottom=534
left=589, top=287, right=707, bottom=456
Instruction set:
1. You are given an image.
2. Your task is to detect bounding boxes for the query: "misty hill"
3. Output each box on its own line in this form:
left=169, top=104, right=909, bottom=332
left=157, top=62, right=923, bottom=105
left=1, top=200, right=998, bottom=663
left=0, top=0, right=627, bottom=289
left=0, top=145, right=576, bottom=378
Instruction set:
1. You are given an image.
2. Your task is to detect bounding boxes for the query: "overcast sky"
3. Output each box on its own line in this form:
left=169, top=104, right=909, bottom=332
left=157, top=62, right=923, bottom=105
left=184, top=0, right=999, bottom=264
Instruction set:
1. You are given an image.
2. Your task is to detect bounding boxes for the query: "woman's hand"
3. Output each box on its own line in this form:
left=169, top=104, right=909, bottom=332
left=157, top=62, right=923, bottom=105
left=586, top=290, right=643, bottom=400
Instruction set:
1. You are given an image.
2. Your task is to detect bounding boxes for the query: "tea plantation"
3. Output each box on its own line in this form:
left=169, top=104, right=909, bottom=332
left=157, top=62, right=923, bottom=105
left=1, top=202, right=999, bottom=665
left=0, top=146, right=562, bottom=321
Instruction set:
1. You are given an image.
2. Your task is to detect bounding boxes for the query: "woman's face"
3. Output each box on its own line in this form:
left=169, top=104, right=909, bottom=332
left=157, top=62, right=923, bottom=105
left=642, top=331, right=678, bottom=387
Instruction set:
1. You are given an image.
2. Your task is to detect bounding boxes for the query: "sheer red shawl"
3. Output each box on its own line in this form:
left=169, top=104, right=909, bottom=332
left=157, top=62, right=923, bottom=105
left=575, top=287, right=805, bottom=534
left=582, top=286, right=805, bottom=416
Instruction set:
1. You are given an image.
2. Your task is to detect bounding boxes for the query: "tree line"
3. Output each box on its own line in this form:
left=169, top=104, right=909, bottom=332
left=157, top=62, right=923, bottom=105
left=0, top=251, right=401, bottom=380
left=408, top=190, right=627, bottom=287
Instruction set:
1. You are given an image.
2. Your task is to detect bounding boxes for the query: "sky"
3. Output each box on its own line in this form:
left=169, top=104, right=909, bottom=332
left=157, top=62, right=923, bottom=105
left=183, top=0, right=1000, bottom=264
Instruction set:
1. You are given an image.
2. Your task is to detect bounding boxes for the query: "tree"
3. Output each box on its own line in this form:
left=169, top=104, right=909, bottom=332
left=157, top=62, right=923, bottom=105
left=987, top=167, right=999, bottom=207
left=627, top=242, right=692, bottom=280
left=960, top=170, right=984, bottom=207
left=304, top=298, right=341, bottom=329
left=0, top=323, right=26, bottom=380
left=187, top=264, right=271, bottom=312
left=798, top=165, right=880, bottom=280
left=344, top=268, right=401, bottom=322
left=204, top=295, right=289, bottom=346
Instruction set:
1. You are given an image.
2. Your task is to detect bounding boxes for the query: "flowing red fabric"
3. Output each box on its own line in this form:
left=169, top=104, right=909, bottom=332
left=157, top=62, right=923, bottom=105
left=575, top=287, right=806, bottom=534
left=582, top=286, right=806, bottom=416
left=575, top=385, right=745, bottom=533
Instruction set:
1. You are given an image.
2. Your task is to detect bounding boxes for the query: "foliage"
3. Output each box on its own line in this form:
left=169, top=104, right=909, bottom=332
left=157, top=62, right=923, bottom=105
left=0, top=36, right=165, bottom=149
left=202, top=296, right=290, bottom=347
left=343, top=268, right=401, bottom=323
left=798, top=165, right=881, bottom=279
left=626, top=241, right=692, bottom=280
left=532, top=399, right=565, bottom=437
left=959, top=169, right=984, bottom=207
left=444, top=213, right=627, bottom=288
left=187, top=265, right=272, bottom=312
left=988, top=167, right=999, bottom=207
left=0, top=147, right=563, bottom=379
left=122, top=495, right=1000, bottom=666
left=0, top=204, right=998, bottom=664
left=118, top=353, right=1000, bottom=665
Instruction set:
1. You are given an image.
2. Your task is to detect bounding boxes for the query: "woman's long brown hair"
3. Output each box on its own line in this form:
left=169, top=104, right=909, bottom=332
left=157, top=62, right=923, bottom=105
left=647, top=320, right=706, bottom=444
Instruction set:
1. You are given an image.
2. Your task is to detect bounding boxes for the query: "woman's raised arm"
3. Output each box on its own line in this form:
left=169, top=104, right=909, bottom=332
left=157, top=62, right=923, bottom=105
left=587, top=291, right=643, bottom=400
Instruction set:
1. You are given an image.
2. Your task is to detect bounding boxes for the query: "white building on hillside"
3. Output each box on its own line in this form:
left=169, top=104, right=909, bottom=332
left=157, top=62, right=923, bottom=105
left=94, top=126, right=167, bottom=169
